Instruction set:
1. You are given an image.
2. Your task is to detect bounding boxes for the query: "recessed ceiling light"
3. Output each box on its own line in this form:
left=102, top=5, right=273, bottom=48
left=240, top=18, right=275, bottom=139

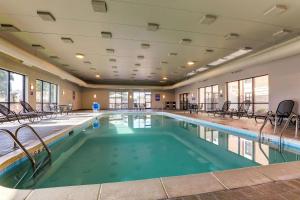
left=109, top=58, right=116, bottom=62
left=49, top=56, right=59, bottom=59
left=133, top=69, right=139, bottom=72
left=264, top=4, right=287, bottom=16
left=206, top=49, right=214, bottom=53
left=180, top=38, right=192, bottom=45
left=151, top=72, right=156, bottom=75
left=161, top=61, right=168, bottom=64
left=272, top=29, right=292, bottom=37
left=84, top=61, right=92, bottom=64
left=141, top=43, right=150, bottom=49
left=162, top=77, right=168, bottom=80
left=113, top=70, right=118, bottom=73
left=135, top=63, right=141, bottom=67
left=91, top=0, right=107, bottom=12
left=101, top=31, right=112, bottom=39
left=61, top=37, right=74, bottom=44
left=75, top=53, right=85, bottom=59
left=187, top=61, right=195, bottom=66
left=131, top=73, right=136, bottom=76
left=112, top=66, right=117, bottom=69
left=96, top=74, right=101, bottom=78
left=37, top=11, right=56, bottom=22
left=160, top=80, right=166, bottom=83
left=106, top=48, right=115, bottom=54
left=137, top=55, right=144, bottom=60
left=32, top=44, right=45, bottom=50
left=0, top=24, right=21, bottom=32
left=147, top=23, right=159, bottom=31
left=199, top=14, right=218, bottom=25
left=90, top=67, right=96, bottom=71
left=224, top=33, right=239, bottom=40
left=169, top=52, right=178, bottom=56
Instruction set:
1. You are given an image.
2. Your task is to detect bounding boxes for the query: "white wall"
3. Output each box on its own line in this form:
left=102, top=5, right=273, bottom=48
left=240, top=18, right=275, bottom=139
left=175, top=53, right=300, bottom=113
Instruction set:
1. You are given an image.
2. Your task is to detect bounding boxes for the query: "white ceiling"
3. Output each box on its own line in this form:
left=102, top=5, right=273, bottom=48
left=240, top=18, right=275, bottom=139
left=0, top=0, right=299, bottom=86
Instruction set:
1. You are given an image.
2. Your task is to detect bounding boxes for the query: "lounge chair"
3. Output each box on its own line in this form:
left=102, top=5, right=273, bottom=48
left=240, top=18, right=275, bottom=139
left=207, top=101, right=231, bottom=117
left=188, top=103, right=199, bottom=114
left=254, top=100, right=295, bottom=126
left=20, top=101, right=55, bottom=120
left=230, top=100, right=251, bottom=118
left=0, top=103, right=34, bottom=123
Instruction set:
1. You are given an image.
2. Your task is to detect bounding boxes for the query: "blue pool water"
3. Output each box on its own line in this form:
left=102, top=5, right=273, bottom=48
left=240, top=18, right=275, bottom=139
left=1, top=114, right=300, bottom=189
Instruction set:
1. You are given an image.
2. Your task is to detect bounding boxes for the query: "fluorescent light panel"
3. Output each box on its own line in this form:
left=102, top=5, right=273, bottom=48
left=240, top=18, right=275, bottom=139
left=273, top=29, right=292, bottom=37
left=208, top=47, right=252, bottom=66
left=264, top=4, right=287, bottom=16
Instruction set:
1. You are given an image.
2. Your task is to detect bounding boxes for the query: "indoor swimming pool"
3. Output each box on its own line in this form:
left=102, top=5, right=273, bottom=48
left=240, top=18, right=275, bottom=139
left=1, top=113, right=300, bottom=189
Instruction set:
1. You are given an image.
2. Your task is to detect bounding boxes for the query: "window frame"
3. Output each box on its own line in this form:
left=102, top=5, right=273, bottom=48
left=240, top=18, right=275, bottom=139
left=226, top=74, right=269, bottom=113
left=133, top=91, right=152, bottom=109
left=109, top=91, right=129, bottom=109
left=197, top=84, right=219, bottom=111
left=36, top=79, right=58, bottom=111
left=0, top=68, right=26, bottom=112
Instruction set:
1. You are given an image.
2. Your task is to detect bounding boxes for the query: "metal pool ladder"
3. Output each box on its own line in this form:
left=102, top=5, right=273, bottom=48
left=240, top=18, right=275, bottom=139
left=259, top=113, right=296, bottom=152
left=1, top=124, right=52, bottom=188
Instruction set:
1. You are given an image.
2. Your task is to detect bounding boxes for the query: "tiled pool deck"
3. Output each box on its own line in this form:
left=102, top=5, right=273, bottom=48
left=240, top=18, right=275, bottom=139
left=1, top=110, right=300, bottom=200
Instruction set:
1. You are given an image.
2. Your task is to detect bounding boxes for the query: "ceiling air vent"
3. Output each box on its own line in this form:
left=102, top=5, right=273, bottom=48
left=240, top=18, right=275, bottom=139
left=200, top=14, right=217, bottom=25
left=0, top=24, right=20, bottom=32
left=141, top=43, right=150, bottom=49
left=147, top=23, right=159, bottom=31
left=49, top=56, right=59, bottom=59
left=37, top=11, right=56, bottom=22
left=169, top=52, right=178, bottom=56
left=61, top=37, right=74, bottom=44
left=106, top=48, right=115, bottom=54
left=180, top=38, right=192, bottom=45
left=32, top=44, right=45, bottom=50
left=101, top=31, right=112, bottom=39
left=137, top=55, right=144, bottom=60
left=224, top=33, right=239, bottom=40
left=91, top=0, right=107, bottom=12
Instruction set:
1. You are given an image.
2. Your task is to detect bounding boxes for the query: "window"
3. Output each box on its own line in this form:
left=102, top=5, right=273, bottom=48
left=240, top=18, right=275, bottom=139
left=109, top=91, right=128, bottom=109
left=36, top=80, right=58, bottom=111
left=198, top=85, right=219, bottom=111
left=227, top=75, right=269, bottom=113
left=0, top=68, right=25, bottom=112
left=133, top=91, right=151, bottom=108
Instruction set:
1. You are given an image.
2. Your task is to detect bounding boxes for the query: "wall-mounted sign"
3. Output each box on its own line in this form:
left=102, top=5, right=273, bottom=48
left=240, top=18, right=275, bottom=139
left=155, top=94, right=160, bottom=101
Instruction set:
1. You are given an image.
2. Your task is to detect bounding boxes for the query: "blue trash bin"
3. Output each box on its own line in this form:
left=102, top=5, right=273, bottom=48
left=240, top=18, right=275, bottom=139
left=92, top=102, right=100, bottom=112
